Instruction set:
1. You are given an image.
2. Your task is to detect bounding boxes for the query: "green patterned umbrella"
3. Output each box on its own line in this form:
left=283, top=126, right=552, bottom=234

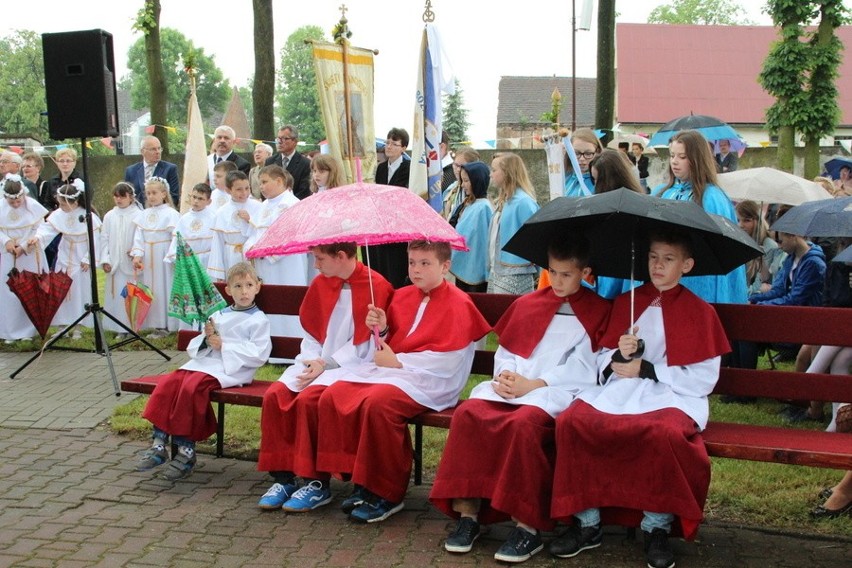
left=168, top=231, right=227, bottom=324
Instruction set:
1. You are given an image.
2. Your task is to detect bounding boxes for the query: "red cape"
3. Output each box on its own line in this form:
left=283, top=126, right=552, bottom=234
left=300, top=262, right=394, bottom=345
left=599, top=283, right=730, bottom=367
left=495, top=286, right=611, bottom=358
left=387, top=280, right=491, bottom=353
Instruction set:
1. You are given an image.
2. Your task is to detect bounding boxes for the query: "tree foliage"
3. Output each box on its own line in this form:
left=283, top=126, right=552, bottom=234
left=443, top=79, right=470, bottom=146
left=275, top=26, right=326, bottom=146
left=123, top=27, right=230, bottom=130
left=648, top=0, right=753, bottom=25
left=0, top=30, right=47, bottom=139
left=759, top=0, right=849, bottom=175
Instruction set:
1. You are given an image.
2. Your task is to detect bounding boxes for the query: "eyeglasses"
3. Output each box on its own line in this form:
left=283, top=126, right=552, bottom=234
left=385, top=141, right=402, bottom=148
left=277, top=136, right=296, bottom=142
left=56, top=159, right=76, bottom=164
left=575, top=151, right=597, bottom=159
left=22, top=163, right=37, bottom=168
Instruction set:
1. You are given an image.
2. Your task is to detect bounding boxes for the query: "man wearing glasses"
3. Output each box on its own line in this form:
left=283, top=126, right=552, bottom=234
left=124, top=135, right=180, bottom=205
left=265, top=124, right=311, bottom=200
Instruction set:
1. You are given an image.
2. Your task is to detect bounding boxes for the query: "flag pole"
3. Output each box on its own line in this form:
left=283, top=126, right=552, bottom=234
left=335, top=7, right=357, bottom=182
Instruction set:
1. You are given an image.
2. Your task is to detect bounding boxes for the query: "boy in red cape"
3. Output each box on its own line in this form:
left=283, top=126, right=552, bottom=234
left=316, top=240, right=491, bottom=523
left=549, top=229, right=730, bottom=568
left=430, top=237, right=611, bottom=563
left=256, top=242, right=393, bottom=511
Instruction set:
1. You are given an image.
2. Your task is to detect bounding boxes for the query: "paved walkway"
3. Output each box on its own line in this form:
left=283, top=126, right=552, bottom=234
left=0, top=349, right=849, bottom=567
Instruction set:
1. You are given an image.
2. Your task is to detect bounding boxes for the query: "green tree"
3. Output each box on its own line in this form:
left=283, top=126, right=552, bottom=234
left=442, top=79, right=470, bottom=146
left=252, top=0, right=275, bottom=140
left=124, top=28, right=229, bottom=138
left=0, top=30, right=47, bottom=139
left=760, top=0, right=848, bottom=176
left=648, top=0, right=753, bottom=25
left=595, top=0, right=616, bottom=144
left=276, top=26, right=326, bottom=145
left=133, top=0, right=169, bottom=153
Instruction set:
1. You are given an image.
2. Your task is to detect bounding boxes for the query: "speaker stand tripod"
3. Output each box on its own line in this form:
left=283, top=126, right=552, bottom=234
left=10, top=139, right=171, bottom=393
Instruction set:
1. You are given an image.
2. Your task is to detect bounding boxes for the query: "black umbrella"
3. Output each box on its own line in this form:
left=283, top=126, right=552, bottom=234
left=769, top=196, right=852, bottom=238
left=648, top=113, right=741, bottom=146
left=503, top=188, right=762, bottom=281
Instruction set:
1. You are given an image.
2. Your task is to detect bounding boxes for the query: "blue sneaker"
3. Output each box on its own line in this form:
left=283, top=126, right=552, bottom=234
left=350, top=497, right=404, bottom=523
left=258, top=482, right=298, bottom=510
left=281, top=480, right=332, bottom=512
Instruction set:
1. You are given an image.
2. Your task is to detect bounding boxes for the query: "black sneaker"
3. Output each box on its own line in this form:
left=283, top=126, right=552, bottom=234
left=644, top=528, right=675, bottom=568
left=444, top=517, right=480, bottom=553
left=493, top=527, right=543, bottom=563
left=549, top=523, right=602, bottom=558
left=341, top=485, right=366, bottom=514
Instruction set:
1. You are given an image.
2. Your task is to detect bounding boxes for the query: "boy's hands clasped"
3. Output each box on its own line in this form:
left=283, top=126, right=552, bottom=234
left=492, top=370, right=544, bottom=400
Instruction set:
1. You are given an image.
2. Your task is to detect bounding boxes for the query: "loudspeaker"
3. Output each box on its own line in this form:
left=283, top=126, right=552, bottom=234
left=42, top=29, right=119, bottom=140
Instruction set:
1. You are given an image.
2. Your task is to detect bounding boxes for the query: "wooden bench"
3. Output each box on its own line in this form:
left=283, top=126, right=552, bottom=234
left=120, top=284, right=852, bottom=486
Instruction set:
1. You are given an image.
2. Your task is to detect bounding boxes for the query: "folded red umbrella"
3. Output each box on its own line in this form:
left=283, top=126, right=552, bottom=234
left=6, top=268, right=73, bottom=339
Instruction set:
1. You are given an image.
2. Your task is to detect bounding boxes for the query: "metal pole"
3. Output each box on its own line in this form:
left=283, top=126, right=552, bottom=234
left=572, top=0, right=576, bottom=131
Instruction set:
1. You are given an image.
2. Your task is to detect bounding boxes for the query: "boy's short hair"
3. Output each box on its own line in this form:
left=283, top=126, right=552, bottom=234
left=547, top=235, right=591, bottom=268
left=259, top=164, right=293, bottom=187
left=387, top=127, right=409, bottom=148
left=648, top=229, right=694, bottom=259
left=192, top=182, right=212, bottom=198
left=213, top=160, right=238, bottom=174
left=408, top=240, right=451, bottom=263
left=226, top=170, right=249, bottom=189
left=226, top=261, right=260, bottom=284
left=311, top=242, right=358, bottom=258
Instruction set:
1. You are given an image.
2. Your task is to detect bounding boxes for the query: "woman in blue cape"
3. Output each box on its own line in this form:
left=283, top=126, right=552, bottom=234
left=449, top=161, right=494, bottom=293
left=655, top=130, right=747, bottom=304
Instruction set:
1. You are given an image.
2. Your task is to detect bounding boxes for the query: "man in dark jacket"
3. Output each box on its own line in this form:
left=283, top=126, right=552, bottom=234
left=265, top=125, right=311, bottom=200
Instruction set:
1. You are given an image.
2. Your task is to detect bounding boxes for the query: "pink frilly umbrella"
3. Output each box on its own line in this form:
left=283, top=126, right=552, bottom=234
left=245, top=182, right=467, bottom=257
left=246, top=182, right=467, bottom=346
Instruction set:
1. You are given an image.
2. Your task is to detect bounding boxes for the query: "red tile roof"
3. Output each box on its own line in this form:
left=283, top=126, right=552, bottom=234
left=616, top=23, right=852, bottom=126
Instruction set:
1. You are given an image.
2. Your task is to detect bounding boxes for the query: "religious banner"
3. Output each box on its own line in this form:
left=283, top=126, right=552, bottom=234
left=409, top=24, right=453, bottom=210
left=180, top=76, right=208, bottom=213
left=311, top=41, right=376, bottom=184
left=545, top=136, right=566, bottom=201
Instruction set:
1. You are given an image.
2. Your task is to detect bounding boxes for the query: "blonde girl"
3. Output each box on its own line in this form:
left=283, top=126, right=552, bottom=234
left=130, top=177, right=180, bottom=337
left=488, top=153, right=540, bottom=294
left=309, top=155, right=344, bottom=193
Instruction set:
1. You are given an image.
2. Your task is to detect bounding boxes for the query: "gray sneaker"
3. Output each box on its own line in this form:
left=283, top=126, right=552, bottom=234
left=135, top=446, right=168, bottom=471
left=161, top=449, right=196, bottom=481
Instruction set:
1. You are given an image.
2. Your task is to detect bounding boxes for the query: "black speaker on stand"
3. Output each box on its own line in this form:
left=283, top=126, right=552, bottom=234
left=11, top=30, right=170, bottom=389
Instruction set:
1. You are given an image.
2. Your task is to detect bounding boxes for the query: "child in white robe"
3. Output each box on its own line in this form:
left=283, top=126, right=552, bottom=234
left=209, top=160, right=236, bottom=211
left=207, top=171, right=262, bottom=282
left=28, top=180, right=101, bottom=338
left=0, top=175, right=48, bottom=342
left=134, top=262, right=271, bottom=481
left=99, top=182, right=142, bottom=336
left=131, top=177, right=180, bottom=337
left=165, top=183, right=215, bottom=267
left=244, top=165, right=308, bottom=341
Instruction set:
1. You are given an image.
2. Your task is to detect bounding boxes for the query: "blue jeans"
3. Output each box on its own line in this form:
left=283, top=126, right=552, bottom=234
left=575, top=508, right=674, bottom=533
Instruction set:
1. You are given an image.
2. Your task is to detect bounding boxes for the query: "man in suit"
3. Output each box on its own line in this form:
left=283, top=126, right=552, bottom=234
left=715, top=139, right=738, bottom=173
left=264, top=124, right=311, bottom=200
left=367, top=127, right=411, bottom=288
left=124, top=136, right=180, bottom=205
left=208, top=125, right=251, bottom=184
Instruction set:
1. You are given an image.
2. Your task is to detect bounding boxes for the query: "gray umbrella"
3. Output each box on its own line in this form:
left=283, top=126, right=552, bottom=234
left=769, top=196, right=852, bottom=238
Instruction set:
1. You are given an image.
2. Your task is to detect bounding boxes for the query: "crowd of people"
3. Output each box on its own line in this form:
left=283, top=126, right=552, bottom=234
left=1, top=124, right=850, bottom=567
